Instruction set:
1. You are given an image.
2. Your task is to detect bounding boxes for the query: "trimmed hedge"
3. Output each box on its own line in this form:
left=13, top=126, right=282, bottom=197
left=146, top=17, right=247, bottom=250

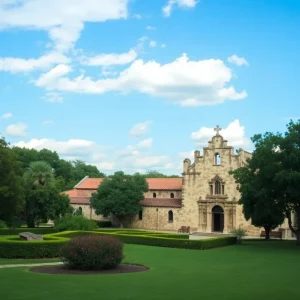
left=52, top=230, right=237, bottom=250
left=0, top=235, right=68, bottom=258
left=0, top=229, right=237, bottom=259
left=0, top=227, right=57, bottom=236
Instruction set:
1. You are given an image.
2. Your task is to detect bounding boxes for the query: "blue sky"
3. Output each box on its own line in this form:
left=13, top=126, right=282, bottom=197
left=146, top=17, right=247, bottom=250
left=0, top=0, right=299, bottom=175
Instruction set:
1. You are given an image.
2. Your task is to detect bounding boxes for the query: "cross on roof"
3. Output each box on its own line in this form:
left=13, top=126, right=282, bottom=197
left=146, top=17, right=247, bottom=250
left=214, top=125, right=222, bottom=135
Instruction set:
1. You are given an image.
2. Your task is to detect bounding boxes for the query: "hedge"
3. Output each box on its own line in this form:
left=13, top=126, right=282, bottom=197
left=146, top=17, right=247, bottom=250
left=51, top=230, right=237, bottom=250
left=0, top=227, right=57, bottom=236
left=0, top=235, right=68, bottom=258
left=0, top=230, right=237, bottom=258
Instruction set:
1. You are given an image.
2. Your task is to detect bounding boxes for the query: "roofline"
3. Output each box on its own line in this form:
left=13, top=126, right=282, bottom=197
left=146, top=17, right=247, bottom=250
left=74, top=176, right=89, bottom=188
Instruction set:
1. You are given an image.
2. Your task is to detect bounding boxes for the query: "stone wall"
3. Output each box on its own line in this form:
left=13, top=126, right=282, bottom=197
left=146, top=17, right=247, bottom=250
left=131, top=207, right=181, bottom=231
left=72, top=203, right=106, bottom=221
left=144, top=190, right=182, bottom=198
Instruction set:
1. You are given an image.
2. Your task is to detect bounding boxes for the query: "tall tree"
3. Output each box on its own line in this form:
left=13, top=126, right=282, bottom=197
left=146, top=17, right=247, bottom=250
left=141, top=170, right=181, bottom=178
left=23, top=161, right=70, bottom=227
left=91, top=171, right=148, bottom=227
left=230, top=133, right=285, bottom=239
left=274, top=120, right=300, bottom=245
left=0, top=137, right=24, bottom=225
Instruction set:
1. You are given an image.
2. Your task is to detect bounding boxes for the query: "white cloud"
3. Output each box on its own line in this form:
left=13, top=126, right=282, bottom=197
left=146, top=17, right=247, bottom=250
left=12, top=136, right=174, bottom=173
left=163, top=0, right=198, bottom=17
left=161, top=44, right=166, bottom=48
left=36, top=53, right=247, bottom=106
left=228, top=54, right=249, bottom=67
left=149, top=40, right=157, bottom=47
left=137, top=138, right=153, bottom=149
left=0, top=52, right=69, bottom=73
left=1, top=112, right=13, bottom=119
left=129, top=121, right=152, bottom=138
left=5, top=123, right=28, bottom=137
left=146, top=26, right=156, bottom=30
left=43, top=92, right=64, bottom=103
left=191, top=120, right=251, bottom=148
left=81, top=49, right=137, bottom=67
left=14, top=138, right=96, bottom=154
left=0, top=0, right=129, bottom=51
left=42, top=120, right=54, bottom=125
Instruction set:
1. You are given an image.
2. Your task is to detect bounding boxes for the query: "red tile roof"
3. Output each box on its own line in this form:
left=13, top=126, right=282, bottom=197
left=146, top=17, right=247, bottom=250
left=69, top=197, right=91, bottom=204
left=141, top=198, right=182, bottom=208
left=75, top=177, right=182, bottom=190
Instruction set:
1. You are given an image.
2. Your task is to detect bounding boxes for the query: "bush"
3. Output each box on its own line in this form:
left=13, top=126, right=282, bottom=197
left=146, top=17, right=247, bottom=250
left=0, top=220, right=7, bottom=228
left=95, top=220, right=112, bottom=228
left=54, top=214, right=98, bottom=231
left=0, top=235, right=68, bottom=258
left=231, top=228, right=247, bottom=244
left=59, top=235, right=124, bottom=270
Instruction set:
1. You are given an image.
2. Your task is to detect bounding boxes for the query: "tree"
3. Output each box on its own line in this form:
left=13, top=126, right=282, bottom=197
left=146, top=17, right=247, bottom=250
left=141, top=170, right=181, bottom=178
left=274, top=120, right=300, bottom=245
left=90, top=171, right=148, bottom=227
left=230, top=133, right=285, bottom=239
left=23, top=161, right=71, bottom=227
left=0, top=137, right=24, bottom=225
left=72, top=160, right=106, bottom=181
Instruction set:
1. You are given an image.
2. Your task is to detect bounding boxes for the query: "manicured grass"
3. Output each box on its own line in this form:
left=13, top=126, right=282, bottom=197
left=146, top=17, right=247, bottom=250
left=0, top=258, right=60, bottom=265
left=0, top=240, right=299, bottom=300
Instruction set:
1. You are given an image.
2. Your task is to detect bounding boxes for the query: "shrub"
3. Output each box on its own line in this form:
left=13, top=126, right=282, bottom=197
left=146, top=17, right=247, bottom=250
left=54, top=214, right=98, bottom=231
left=95, top=220, right=112, bottom=228
left=0, top=220, right=7, bottom=228
left=59, top=235, right=124, bottom=270
left=231, top=228, right=247, bottom=244
left=0, top=235, right=68, bottom=258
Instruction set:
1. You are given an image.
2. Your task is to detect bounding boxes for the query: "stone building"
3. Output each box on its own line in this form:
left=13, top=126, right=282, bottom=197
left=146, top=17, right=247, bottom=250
left=63, top=127, right=293, bottom=237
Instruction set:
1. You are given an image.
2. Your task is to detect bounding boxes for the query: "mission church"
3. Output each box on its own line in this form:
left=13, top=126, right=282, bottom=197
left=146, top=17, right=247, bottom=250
left=63, top=126, right=292, bottom=237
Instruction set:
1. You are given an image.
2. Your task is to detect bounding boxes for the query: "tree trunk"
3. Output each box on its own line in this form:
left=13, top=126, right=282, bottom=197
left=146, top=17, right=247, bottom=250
left=297, top=231, right=300, bottom=246
left=287, top=210, right=299, bottom=245
left=26, top=215, right=35, bottom=228
left=264, top=226, right=271, bottom=240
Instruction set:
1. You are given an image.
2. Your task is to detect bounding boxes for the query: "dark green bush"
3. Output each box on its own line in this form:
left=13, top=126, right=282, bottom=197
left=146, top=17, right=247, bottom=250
left=0, top=220, right=8, bottom=229
left=59, top=235, right=124, bottom=270
left=95, top=220, right=112, bottom=228
left=54, top=214, right=98, bottom=231
left=0, top=227, right=56, bottom=235
left=0, top=236, right=68, bottom=258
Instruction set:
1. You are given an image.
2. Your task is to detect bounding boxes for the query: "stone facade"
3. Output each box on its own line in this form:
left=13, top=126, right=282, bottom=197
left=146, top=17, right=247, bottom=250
left=65, top=129, right=295, bottom=237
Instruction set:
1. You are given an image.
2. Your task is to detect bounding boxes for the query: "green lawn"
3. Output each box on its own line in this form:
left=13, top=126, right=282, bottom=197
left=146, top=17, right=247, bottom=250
left=0, top=240, right=299, bottom=300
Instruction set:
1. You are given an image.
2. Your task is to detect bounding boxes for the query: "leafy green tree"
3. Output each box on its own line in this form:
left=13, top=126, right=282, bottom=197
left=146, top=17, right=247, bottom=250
left=141, top=170, right=180, bottom=178
left=0, top=137, right=24, bottom=226
left=23, top=161, right=71, bottom=227
left=91, top=171, right=148, bottom=227
left=230, top=133, right=285, bottom=239
left=274, top=120, right=300, bottom=245
left=72, top=160, right=106, bottom=181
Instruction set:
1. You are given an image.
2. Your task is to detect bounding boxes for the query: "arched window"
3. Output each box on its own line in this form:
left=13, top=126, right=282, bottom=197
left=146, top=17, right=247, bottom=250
left=215, top=180, right=221, bottom=195
left=168, top=210, right=174, bottom=222
left=170, top=192, right=174, bottom=199
left=139, top=210, right=143, bottom=220
left=153, top=192, right=156, bottom=198
left=78, top=207, right=83, bottom=215
left=214, top=153, right=221, bottom=165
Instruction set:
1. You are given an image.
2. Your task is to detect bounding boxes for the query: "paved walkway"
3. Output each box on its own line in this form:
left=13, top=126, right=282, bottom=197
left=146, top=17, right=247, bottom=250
left=0, top=262, right=63, bottom=269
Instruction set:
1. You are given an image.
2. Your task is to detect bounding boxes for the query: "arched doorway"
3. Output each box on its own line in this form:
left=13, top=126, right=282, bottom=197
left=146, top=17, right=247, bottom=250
left=212, top=205, right=224, bottom=232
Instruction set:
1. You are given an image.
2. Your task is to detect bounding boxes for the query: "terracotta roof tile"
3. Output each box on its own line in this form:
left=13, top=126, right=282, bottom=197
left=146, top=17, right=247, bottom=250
left=141, top=198, right=182, bottom=208
left=69, top=197, right=91, bottom=204
left=75, top=177, right=182, bottom=190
